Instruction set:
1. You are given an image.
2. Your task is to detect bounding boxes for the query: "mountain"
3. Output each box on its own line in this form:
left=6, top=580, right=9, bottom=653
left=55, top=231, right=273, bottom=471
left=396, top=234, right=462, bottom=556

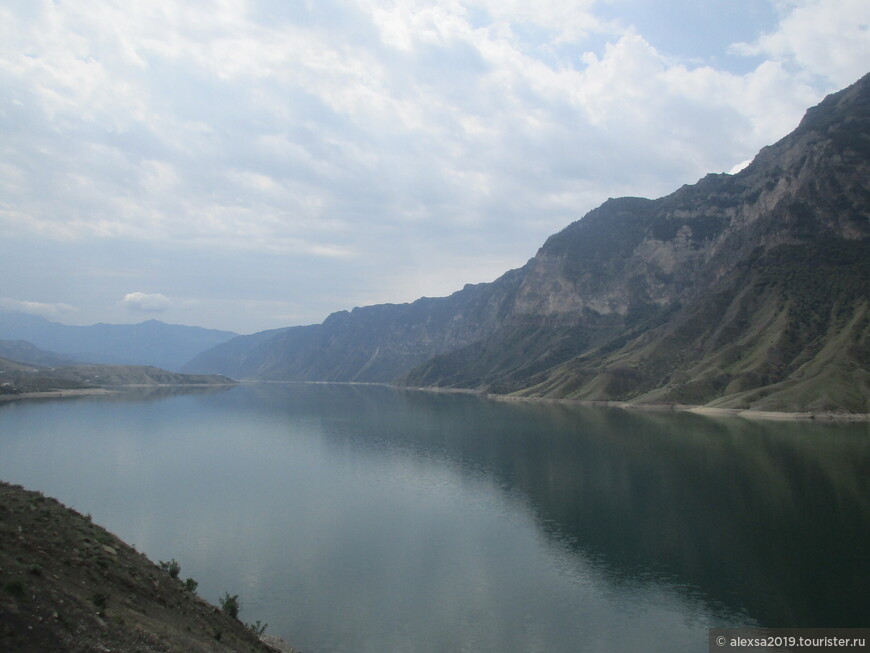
left=0, top=340, right=79, bottom=367
left=186, top=72, right=870, bottom=413
left=182, top=273, right=526, bottom=381
left=0, top=312, right=238, bottom=372
left=181, top=325, right=293, bottom=377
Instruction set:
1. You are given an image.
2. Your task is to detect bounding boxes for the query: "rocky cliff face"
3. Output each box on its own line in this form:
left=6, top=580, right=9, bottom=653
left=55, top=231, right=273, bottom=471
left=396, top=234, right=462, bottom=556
left=511, top=77, right=869, bottom=324
left=185, top=267, right=528, bottom=381
left=186, top=72, right=870, bottom=412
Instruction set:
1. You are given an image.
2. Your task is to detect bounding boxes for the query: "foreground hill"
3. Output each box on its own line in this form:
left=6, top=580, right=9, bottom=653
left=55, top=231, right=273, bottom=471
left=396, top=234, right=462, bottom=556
left=0, top=357, right=92, bottom=396
left=0, top=481, right=294, bottom=653
left=186, top=72, right=870, bottom=413
left=34, top=365, right=235, bottom=388
left=0, top=312, right=237, bottom=372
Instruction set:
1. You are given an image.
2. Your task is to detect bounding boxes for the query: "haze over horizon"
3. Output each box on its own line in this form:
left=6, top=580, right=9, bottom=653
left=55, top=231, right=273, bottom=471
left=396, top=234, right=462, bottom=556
left=2, top=0, right=869, bottom=334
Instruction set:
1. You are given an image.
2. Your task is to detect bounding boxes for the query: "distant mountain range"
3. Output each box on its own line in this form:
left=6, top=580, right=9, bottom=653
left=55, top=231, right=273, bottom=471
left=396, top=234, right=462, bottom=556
left=0, top=312, right=237, bottom=372
left=184, top=72, right=870, bottom=413
left=0, top=339, right=80, bottom=368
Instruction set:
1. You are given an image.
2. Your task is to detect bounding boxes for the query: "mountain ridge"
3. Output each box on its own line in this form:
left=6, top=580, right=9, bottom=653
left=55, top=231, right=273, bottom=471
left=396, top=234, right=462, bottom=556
left=0, top=311, right=238, bottom=372
left=185, top=72, right=870, bottom=413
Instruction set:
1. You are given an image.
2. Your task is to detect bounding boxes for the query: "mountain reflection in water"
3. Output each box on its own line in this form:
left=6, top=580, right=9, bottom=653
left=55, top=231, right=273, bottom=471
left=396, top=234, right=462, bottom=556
left=0, top=383, right=867, bottom=652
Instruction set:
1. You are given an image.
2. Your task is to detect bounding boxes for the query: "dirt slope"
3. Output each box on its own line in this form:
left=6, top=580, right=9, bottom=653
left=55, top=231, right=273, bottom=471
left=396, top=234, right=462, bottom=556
left=0, top=481, right=295, bottom=653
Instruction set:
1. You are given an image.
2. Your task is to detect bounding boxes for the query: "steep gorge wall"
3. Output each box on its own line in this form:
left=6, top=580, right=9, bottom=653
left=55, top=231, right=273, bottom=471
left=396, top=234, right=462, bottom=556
left=186, top=72, right=870, bottom=411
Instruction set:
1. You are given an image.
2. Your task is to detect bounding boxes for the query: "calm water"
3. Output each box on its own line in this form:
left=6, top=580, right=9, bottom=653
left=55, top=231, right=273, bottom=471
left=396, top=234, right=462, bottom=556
left=0, top=383, right=867, bottom=652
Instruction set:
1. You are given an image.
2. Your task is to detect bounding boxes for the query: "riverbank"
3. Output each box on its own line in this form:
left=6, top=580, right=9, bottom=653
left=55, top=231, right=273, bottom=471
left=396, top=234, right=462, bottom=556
left=0, top=384, right=239, bottom=404
left=0, top=388, right=116, bottom=403
left=5, top=380, right=867, bottom=421
left=399, top=385, right=870, bottom=421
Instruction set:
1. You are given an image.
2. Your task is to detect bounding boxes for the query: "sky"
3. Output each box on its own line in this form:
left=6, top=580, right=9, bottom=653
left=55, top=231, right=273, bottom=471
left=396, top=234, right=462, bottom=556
left=1, top=0, right=868, bottom=335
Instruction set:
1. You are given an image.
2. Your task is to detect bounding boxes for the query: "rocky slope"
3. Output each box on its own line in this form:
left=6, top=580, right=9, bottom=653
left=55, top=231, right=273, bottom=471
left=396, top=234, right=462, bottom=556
left=0, top=357, right=92, bottom=396
left=185, top=72, right=870, bottom=412
left=407, top=72, right=870, bottom=412
left=0, top=481, right=294, bottom=653
left=185, top=270, right=527, bottom=382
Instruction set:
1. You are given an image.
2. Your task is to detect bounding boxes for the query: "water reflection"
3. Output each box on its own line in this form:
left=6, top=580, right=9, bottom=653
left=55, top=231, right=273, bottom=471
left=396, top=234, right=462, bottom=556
left=0, top=383, right=867, bottom=652
left=227, top=383, right=870, bottom=627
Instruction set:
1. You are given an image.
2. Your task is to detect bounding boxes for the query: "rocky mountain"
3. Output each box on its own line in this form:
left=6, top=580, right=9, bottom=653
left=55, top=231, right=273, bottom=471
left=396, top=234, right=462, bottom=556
left=185, top=72, right=870, bottom=413
left=183, top=272, right=526, bottom=381
left=0, top=312, right=238, bottom=372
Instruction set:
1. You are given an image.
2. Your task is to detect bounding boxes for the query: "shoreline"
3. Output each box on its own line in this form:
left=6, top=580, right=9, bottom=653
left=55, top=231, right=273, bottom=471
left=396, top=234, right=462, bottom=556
left=4, top=380, right=868, bottom=421
left=0, top=383, right=237, bottom=403
left=244, top=380, right=870, bottom=421
left=0, top=388, right=116, bottom=402
left=401, top=385, right=870, bottom=422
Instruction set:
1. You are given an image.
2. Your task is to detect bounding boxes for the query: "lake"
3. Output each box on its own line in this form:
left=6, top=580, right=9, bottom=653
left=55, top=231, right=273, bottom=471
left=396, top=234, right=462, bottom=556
left=0, top=383, right=867, bottom=652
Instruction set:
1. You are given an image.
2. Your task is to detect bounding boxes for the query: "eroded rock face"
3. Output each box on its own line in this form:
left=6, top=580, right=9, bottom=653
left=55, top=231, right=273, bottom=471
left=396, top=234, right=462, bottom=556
left=510, top=71, right=870, bottom=329
left=513, top=253, right=591, bottom=316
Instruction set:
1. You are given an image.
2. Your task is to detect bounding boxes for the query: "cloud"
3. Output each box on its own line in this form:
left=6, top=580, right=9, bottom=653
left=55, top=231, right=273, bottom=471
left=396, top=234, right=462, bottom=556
left=0, top=298, right=79, bottom=320
left=122, top=292, right=172, bottom=313
left=0, top=1, right=846, bottom=250
left=731, top=0, right=870, bottom=88
left=0, top=1, right=867, bottom=332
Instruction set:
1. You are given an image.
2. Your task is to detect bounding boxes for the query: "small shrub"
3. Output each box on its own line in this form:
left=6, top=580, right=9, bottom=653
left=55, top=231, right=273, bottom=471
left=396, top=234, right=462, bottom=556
left=3, top=580, right=25, bottom=598
left=159, top=558, right=181, bottom=579
left=92, top=591, right=110, bottom=616
left=219, top=592, right=240, bottom=619
left=183, top=577, right=198, bottom=593
left=248, top=619, right=268, bottom=636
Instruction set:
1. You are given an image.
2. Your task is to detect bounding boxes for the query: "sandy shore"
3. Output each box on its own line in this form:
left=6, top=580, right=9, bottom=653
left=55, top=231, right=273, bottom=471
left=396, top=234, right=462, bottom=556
left=680, top=405, right=870, bottom=421
left=0, top=383, right=237, bottom=403
left=417, top=387, right=870, bottom=421
left=0, top=388, right=116, bottom=402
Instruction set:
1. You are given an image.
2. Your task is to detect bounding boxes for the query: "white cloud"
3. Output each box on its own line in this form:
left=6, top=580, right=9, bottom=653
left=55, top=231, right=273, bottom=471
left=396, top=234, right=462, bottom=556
left=0, top=0, right=846, bottom=248
left=0, top=297, right=80, bottom=320
left=474, top=0, right=605, bottom=41
left=731, top=0, right=870, bottom=88
left=122, top=292, right=172, bottom=313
